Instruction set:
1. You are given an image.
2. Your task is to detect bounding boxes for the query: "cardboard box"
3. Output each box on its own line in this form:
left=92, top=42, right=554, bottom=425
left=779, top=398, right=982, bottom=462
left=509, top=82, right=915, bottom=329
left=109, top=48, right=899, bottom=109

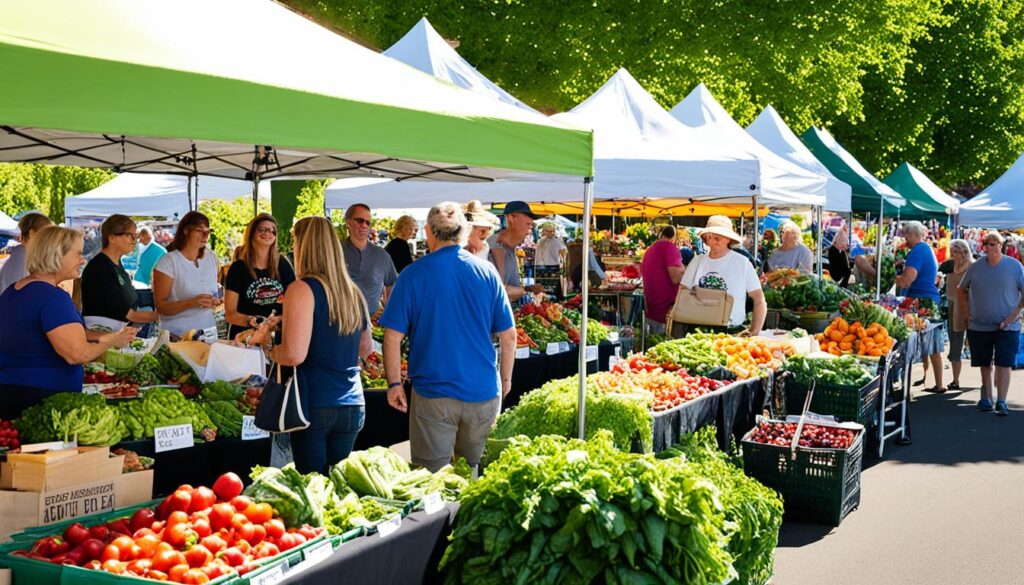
left=0, top=470, right=153, bottom=541
left=1, top=447, right=124, bottom=493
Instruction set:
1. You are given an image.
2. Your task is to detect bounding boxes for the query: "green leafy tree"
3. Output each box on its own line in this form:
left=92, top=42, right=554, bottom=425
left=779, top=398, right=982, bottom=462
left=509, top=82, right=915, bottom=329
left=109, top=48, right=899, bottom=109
left=198, top=196, right=271, bottom=260
left=0, top=163, right=112, bottom=222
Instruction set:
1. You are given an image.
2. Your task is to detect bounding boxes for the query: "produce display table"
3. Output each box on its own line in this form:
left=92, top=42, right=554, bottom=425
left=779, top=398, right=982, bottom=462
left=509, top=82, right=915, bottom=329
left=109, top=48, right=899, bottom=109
left=651, top=376, right=766, bottom=453
left=354, top=387, right=411, bottom=451
left=113, top=437, right=271, bottom=496
left=503, top=342, right=619, bottom=412
left=280, top=503, right=458, bottom=585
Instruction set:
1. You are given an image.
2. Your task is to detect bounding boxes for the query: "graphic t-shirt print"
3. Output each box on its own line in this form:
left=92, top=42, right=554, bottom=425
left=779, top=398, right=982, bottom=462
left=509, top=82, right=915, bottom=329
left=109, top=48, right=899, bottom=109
left=247, top=277, right=285, bottom=306
left=698, top=272, right=728, bottom=291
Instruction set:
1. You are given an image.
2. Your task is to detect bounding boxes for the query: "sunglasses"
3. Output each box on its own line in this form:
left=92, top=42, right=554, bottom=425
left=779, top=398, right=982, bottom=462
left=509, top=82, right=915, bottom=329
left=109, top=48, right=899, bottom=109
left=348, top=217, right=371, bottom=227
left=984, top=242, right=1000, bottom=247
left=118, top=232, right=138, bottom=241
left=255, top=226, right=277, bottom=235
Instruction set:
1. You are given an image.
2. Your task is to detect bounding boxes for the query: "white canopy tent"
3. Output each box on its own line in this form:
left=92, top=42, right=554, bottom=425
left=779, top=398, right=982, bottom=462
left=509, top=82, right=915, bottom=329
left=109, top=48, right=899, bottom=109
left=669, top=85, right=829, bottom=206
left=64, top=173, right=271, bottom=226
left=0, top=210, right=17, bottom=237
left=746, top=105, right=852, bottom=213
left=959, top=153, right=1024, bottom=228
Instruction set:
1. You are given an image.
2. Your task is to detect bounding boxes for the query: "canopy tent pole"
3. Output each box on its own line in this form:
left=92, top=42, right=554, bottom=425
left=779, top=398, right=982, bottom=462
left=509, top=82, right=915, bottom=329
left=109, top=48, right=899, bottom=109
left=816, top=206, right=824, bottom=279
left=875, top=199, right=884, bottom=300
left=187, top=176, right=194, bottom=212
left=751, top=195, right=759, bottom=265
left=252, top=176, right=260, bottom=217
left=577, top=176, right=595, bottom=440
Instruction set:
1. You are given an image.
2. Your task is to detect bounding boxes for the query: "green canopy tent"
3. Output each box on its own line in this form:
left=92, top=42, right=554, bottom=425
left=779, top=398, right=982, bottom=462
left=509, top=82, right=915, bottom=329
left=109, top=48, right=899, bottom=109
left=801, top=127, right=906, bottom=297
left=882, top=162, right=959, bottom=220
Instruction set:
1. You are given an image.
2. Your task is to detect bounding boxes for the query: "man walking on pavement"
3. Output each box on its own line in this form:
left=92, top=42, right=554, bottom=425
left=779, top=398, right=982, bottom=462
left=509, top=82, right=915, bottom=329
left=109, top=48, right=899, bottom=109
left=381, top=202, right=516, bottom=472
left=342, top=203, right=397, bottom=315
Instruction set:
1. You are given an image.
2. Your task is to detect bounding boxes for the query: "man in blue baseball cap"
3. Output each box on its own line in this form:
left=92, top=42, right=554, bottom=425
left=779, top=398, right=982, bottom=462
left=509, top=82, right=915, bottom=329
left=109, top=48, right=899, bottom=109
left=487, top=201, right=539, bottom=302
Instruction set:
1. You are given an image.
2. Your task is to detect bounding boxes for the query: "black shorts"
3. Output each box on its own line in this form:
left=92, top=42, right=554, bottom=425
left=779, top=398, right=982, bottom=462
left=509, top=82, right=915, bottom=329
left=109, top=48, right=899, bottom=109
left=966, top=329, right=1019, bottom=368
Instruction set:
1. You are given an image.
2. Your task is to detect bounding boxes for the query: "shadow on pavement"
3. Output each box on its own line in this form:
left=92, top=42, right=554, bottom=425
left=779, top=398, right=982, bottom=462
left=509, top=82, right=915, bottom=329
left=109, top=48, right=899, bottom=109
left=776, top=522, right=834, bottom=548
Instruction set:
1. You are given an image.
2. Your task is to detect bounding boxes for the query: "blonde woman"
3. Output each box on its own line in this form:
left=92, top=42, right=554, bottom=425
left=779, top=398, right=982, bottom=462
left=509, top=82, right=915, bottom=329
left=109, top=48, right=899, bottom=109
left=384, top=215, right=417, bottom=274
left=267, top=216, right=373, bottom=474
left=0, top=212, right=52, bottom=293
left=0, top=226, right=135, bottom=419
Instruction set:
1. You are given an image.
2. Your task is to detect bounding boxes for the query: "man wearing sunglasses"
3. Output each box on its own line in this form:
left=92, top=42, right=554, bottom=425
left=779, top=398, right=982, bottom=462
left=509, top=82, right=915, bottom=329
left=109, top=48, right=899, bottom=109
left=342, top=203, right=397, bottom=315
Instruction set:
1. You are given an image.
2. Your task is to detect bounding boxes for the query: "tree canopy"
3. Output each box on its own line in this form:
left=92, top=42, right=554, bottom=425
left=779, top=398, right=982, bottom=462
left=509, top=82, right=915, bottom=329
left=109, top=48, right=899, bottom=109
left=283, top=0, right=1024, bottom=191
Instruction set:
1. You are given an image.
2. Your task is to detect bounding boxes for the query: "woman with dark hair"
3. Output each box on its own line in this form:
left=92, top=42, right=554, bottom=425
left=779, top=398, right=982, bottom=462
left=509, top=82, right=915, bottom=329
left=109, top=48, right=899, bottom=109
left=224, top=213, right=294, bottom=340
left=152, top=211, right=220, bottom=338
left=81, top=214, right=160, bottom=324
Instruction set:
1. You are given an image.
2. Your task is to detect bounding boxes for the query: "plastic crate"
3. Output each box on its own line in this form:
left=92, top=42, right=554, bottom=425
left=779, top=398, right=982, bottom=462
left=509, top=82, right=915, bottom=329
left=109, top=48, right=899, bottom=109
left=741, top=422, right=864, bottom=526
left=782, top=376, right=880, bottom=427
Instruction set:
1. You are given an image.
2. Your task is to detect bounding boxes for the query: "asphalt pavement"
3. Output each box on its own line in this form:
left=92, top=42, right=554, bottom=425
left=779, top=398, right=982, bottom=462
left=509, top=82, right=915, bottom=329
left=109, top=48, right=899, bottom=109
left=771, top=362, right=1024, bottom=585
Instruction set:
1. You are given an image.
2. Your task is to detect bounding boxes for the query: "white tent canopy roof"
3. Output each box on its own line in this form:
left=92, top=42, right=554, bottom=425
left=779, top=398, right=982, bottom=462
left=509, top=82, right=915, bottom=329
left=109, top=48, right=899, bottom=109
left=0, top=210, right=17, bottom=237
left=328, top=68, right=778, bottom=210
left=64, top=173, right=271, bottom=224
left=669, top=85, right=827, bottom=207
left=959, top=153, right=1024, bottom=228
left=746, top=105, right=852, bottom=212
left=384, top=18, right=538, bottom=114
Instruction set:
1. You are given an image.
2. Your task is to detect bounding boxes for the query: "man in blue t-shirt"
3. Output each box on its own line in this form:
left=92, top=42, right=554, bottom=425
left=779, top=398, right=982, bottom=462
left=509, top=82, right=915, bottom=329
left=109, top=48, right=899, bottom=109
left=896, top=221, right=942, bottom=397
left=958, top=230, right=1024, bottom=416
left=380, top=202, right=516, bottom=471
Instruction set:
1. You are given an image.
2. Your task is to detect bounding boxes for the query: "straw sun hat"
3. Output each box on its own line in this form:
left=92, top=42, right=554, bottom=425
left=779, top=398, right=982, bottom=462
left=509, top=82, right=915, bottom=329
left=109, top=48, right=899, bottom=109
left=697, top=215, right=743, bottom=245
left=463, top=200, right=500, bottom=228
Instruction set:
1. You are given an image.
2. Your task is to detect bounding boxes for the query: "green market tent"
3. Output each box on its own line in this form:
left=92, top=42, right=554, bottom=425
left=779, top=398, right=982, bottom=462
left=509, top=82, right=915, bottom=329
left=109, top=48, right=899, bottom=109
left=801, top=127, right=905, bottom=214
left=0, top=0, right=592, bottom=181
left=882, top=162, right=959, bottom=220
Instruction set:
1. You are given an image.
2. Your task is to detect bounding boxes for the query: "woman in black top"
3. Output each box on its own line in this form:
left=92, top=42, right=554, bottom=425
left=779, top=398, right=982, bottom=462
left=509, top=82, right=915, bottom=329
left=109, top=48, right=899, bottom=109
left=81, top=215, right=160, bottom=324
left=827, top=228, right=853, bottom=287
left=384, top=215, right=417, bottom=274
left=224, top=213, right=295, bottom=340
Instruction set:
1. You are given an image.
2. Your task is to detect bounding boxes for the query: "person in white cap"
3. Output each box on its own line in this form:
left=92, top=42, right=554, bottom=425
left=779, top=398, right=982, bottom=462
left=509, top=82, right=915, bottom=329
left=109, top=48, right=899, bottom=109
left=677, top=215, right=767, bottom=336
left=463, top=200, right=499, bottom=261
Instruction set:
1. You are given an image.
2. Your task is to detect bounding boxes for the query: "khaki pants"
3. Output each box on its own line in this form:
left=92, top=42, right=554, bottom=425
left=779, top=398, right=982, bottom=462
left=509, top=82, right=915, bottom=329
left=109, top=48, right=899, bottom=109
left=409, top=392, right=500, bottom=472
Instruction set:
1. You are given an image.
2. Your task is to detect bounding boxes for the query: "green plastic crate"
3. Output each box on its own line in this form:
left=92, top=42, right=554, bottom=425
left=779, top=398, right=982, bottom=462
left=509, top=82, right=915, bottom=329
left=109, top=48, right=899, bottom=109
left=741, top=423, right=864, bottom=526
left=7, top=499, right=161, bottom=544
left=782, top=376, right=880, bottom=427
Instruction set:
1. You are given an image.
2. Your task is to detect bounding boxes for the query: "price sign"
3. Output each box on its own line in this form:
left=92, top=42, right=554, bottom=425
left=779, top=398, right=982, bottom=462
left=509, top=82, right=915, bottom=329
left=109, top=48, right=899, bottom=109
left=608, top=355, right=620, bottom=371
left=241, top=416, right=270, bottom=441
left=422, top=491, right=444, bottom=515
left=154, top=424, right=193, bottom=453
left=200, top=326, right=219, bottom=343
left=585, top=345, right=598, bottom=362
left=614, top=346, right=622, bottom=358
left=608, top=332, right=620, bottom=343
left=82, top=385, right=102, bottom=395
left=377, top=514, right=402, bottom=538
left=251, top=563, right=286, bottom=585
left=515, top=347, right=530, bottom=359
left=546, top=342, right=562, bottom=355
left=303, top=539, right=334, bottom=564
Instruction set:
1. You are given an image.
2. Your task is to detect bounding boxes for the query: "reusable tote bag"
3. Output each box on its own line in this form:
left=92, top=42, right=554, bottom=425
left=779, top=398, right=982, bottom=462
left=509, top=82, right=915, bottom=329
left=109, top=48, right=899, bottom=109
left=254, top=363, right=310, bottom=433
left=668, top=255, right=734, bottom=328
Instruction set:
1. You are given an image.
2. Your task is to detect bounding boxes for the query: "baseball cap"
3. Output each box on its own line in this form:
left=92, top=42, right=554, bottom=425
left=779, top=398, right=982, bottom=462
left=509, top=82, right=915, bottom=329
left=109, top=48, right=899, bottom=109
left=502, top=200, right=540, bottom=219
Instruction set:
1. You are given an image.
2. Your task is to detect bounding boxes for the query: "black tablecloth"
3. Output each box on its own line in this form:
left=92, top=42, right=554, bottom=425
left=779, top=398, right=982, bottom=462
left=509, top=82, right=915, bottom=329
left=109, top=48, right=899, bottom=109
left=281, top=503, right=458, bottom=585
left=113, top=437, right=272, bottom=497
left=650, top=376, right=765, bottom=453
left=353, top=387, right=411, bottom=451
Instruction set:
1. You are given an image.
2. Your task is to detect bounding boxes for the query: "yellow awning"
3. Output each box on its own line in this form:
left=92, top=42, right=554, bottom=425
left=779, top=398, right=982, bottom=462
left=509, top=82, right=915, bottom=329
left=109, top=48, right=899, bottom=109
left=508, top=199, right=769, bottom=218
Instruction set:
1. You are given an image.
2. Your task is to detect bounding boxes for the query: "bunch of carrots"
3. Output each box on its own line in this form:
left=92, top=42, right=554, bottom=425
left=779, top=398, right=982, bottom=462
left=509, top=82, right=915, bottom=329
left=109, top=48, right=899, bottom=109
left=816, top=317, right=895, bottom=357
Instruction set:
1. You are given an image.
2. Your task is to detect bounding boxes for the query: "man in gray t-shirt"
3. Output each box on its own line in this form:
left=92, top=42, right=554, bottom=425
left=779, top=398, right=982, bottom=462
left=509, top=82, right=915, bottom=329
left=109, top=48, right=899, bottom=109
left=958, top=231, right=1024, bottom=415
left=342, top=204, right=397, bottom=314
left=486, top=201, right=538, bottom=303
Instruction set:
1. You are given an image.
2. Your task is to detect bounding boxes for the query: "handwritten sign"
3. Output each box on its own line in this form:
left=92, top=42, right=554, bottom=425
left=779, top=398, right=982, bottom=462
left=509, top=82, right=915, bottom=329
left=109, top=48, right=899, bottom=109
left=422, top=491, right=444, bottom=515
left=559, top=342, right=571, bottom=353
left=585, top=345, right=599, bottom=362
left=608, top=332, right=620, bottom=343
left=241, top=416, right=270, bottom=441
left=545, top=342, right=562, bottom=355
left=154, top=424, right=193, bottom=453
left=515, top=347, right=530, bottom=359
left=377, top=514, right=402, bottom=538
left=303, top=539, right=334, bottom=564
left=250, top=564, right=286, bottom=585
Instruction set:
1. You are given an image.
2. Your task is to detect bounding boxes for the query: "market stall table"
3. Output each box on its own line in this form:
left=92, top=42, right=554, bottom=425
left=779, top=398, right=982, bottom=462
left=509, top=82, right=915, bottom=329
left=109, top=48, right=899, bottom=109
left=113, top=437, right=272, bottom=496
left=651, top=376, right=767, bottom=453
left=877, top=321, right=944, bottom=456
left=279, top=503, right=458, bottom=585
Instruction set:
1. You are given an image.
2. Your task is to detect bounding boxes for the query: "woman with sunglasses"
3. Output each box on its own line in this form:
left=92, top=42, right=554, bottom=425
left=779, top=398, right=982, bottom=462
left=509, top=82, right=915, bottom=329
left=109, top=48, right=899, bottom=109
left=81, top=214, right=160, bottom=325
left=224, top=213, right=295, bottom=341
left=153, top=211, right=220, bottom=338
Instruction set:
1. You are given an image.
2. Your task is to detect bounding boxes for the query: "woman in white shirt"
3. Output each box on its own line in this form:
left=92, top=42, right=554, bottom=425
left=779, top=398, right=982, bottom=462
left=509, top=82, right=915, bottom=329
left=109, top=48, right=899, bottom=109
left=679, top=215, right=767, bottom=335
left=463, top=200, right=498, bottom=260
left=152, top=211, right=220, bottom=338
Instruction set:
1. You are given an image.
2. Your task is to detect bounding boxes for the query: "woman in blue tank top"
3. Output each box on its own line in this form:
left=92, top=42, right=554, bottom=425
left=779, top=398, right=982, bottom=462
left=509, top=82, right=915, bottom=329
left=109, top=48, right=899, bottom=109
left=267, top=217, right=372, bottom=475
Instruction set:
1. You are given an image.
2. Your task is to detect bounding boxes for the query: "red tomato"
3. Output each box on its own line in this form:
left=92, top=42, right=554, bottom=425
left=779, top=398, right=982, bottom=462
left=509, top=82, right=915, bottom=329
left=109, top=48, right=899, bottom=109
left=253, top=541, right=279, bottom=559
left=236, top=522, right=256, bottom=544
left=148, top=569, right=169, bottom=581
left=184, top=544, right=212, bottom=568
left=297, top=525, right=320, bottom=540
left=165, top=524, right=197, bottom=549
left=189, top=487, right=216, bottom=514
left=135, top=534, right=161, bottom=558
left=183, top=568, right=211, bottom=584
left=63, top=522, right=91, bottom=547
left=192, top=518, right=212, bottom=538
left=243, top=503, right=273, bottom=525
left=277, top=533, right=297, bottom=551
left=168, top=489, right=192, bottom=514
left=84, top=560, right=102, bottom=570
left=126, top=558, right=153, bottom=576
left=217, top=547, right=245, bottom=567
left=208, top=503, right=235, bottom=532
left=229, top=495, right=253, bottom=513
left=248, top=524, right=266, bottom=545
left=88, top=525, right=109, bottom=542
left=263, top=519, right=285, bottom=540
left=129, top=508, right=157, bottom=533
left=152, top=521, right=166, bottom=533
left=152, top=550, right=185, bottom=573
left=212, top=473, right=244, bottom=502
left=200, top=563, right=224, bottom=580
left=80, top=538, right=105, bottom=561
left=168, top=564, right=189, bottom=583
left=199, top=534, right=227, bottom=554
left=230, top=513, right=250, bottom=532
left=101, top=559, right=126, bottom=574
left=167, top=511, right=190, bottom=528
left=132, top=527, right=157, bottom=539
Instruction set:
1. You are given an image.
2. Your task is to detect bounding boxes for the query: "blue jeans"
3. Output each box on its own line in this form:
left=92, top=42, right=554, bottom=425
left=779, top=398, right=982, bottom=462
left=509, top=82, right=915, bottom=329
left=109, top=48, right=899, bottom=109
left=290, top=405, right=365, bottom=475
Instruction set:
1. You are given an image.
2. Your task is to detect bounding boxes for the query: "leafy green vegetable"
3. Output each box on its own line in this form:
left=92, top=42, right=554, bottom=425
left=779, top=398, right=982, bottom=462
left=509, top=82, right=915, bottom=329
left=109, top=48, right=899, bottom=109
left=15, top=393, right=114, bottom=444
left=783, top=354, right=874, bottom=387
left=246, top=464, right=321, bottom=528
left=645, top=336, right=727, bottom=374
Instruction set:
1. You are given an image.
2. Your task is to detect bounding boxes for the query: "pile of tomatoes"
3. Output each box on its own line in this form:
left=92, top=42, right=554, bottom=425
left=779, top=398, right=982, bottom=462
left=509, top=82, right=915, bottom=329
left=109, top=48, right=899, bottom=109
left=12, top=472, right=325, bottom=583
left=748, top=421, right=858, bottom=450
left=0, top=419, right=19, bottom=450
left=610, top=355, right=725, bottom=411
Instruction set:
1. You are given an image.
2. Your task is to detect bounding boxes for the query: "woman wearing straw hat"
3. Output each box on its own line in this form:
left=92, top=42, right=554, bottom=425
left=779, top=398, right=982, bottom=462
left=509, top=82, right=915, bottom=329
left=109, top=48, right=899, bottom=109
left=675, top=215, right=767, bottom=337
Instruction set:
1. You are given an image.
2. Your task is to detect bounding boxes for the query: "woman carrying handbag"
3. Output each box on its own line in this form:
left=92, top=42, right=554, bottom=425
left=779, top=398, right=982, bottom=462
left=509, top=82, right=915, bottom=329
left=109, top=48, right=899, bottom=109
left=255, top=216, right=373, bottom=475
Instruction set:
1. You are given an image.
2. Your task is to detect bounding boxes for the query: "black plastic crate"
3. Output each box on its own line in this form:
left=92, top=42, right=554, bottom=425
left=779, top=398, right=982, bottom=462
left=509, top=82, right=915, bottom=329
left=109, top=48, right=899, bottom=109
left=741, top=424, right=863, bottom=526
left=783, top=376, right=880, bottom=427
